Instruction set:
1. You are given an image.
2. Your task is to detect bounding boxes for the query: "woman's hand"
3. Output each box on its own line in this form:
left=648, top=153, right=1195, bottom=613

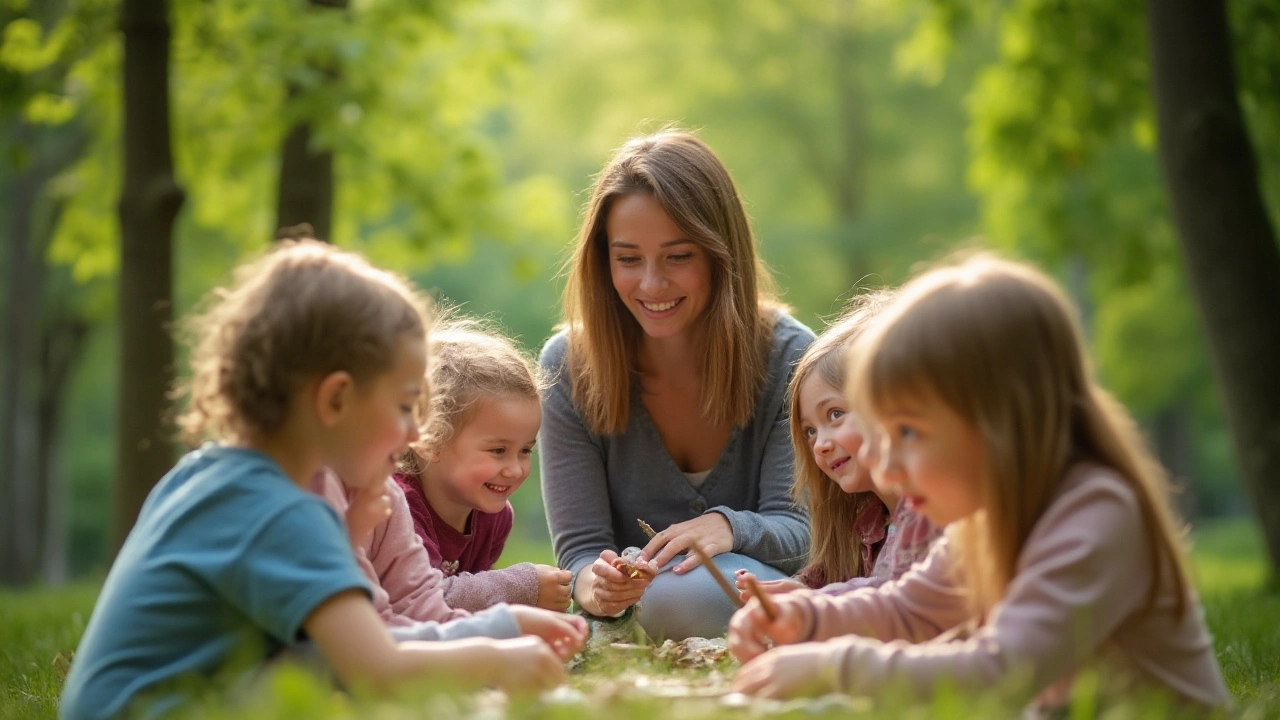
left=727, top=593, right=815, bottom=663
left=733, top=570, right=807, bottom=604
left=732, top=643, right=831, bottom=698
left=508, top=605, right=589, bottom=662
left=534, top=564, right=573, bottom=611
left=575, top=549, right=655, bottom=617
left=344, top=480, right=392, bottom=547
left=641, top=513, right=734, bottom=573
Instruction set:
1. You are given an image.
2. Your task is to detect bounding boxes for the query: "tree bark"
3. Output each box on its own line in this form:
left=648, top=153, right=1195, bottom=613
left=276, top=120, right=334, bottom=241
left=1, top=123, right=42, bottom=586
left=1147, top=0, right=1280, bottom=575
left=274, top=0, right=348, bottom=242
left=115, top=0, right=184, bottom=550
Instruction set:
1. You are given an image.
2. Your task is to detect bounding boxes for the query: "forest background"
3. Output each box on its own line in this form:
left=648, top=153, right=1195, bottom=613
left=2, top=0, right=1278, bottom=585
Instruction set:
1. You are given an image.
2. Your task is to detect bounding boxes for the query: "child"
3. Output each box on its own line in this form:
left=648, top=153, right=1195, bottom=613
left=394, top=317, right=573, bottom=612
left=728, top=255, right=1229, bottom=711
left=310, top=470, right=586, bottom=645
left=735, top=293, right=939, bottom=601
left=60, top=241, right=583, bottom=720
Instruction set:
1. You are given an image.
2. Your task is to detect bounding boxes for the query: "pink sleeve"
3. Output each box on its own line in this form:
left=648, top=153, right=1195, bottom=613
left=809, top=471, right=1156, bottom=702
left=441, top=563, right=540, bottom=611
left=363, top=478, right=469, bottom=624
left=806, top=536, right=968, bottom=642
left=817, top=575, right=886, bottom=595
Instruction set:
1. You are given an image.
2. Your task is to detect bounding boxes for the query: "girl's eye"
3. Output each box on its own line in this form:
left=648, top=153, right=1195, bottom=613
left=898, top=424, right=917, bottom=440
left=490, top=447, right=507, bottom=456
left=803, top=426, right=817, bottom=439
left=669, top=253, right=693, bottom=262
left=827, top=408, right=845, bottom=422
left=614, top=255, right=641, bottom=266
left=520, top=447, right=534, bottom=456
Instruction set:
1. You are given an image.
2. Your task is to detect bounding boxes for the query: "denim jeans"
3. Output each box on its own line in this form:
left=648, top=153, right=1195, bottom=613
left=635, top=552, right=787, bottom=640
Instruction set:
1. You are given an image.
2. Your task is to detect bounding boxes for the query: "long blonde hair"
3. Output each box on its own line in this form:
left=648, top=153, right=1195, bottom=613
left=562, top=130, right=781, bottom=434
left=790, top=290, right=895, bottom=584
left=849, top=255, right=1190, bottom=620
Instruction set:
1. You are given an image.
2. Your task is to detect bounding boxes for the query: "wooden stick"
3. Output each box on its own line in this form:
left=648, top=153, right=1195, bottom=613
left=689, top=543, right=744, bottom=610
left=637, top=518, right=657, bottom=538
left=741, top=574, right=778, bottom=621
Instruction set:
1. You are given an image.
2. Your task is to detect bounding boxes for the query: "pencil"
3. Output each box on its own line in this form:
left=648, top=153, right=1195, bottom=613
left=741, top=574, right=778, bottom=621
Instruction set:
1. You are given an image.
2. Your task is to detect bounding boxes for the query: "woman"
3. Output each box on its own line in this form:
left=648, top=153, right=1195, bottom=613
left=539, top=130, right=813, bottom=639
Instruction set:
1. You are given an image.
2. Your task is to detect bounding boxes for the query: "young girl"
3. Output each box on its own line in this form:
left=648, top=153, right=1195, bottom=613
left=394, top=318, right=573, bottom=613
left=734, top=293, right=939, bottom=600
left=728, top=255, right=1229, bottom=711
left=60, top=241, right=582, bottom=720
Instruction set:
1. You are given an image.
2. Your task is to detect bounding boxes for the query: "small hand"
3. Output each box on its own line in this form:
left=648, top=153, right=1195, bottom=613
left=344, top=479, right=392, bottom=547
left=733, top=570, right=807, bottom=604
left=534, top=564, right=573, bottom=612
left=640, top=513, right=734, bottom=574
left=726, top=594, right=815, bottom=663
left=487, top=636, right=567, bottom=694
left=732, top=644, right=830, bottom=698
left=509, top=605, right=589, bottom=662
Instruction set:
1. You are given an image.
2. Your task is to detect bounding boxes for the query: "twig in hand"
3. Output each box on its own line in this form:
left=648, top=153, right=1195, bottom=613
left=637, top=518, right=657, bottom=538
left=741, top=574, right=778, bottom=621
left=689, top=542, right=744, bottom=610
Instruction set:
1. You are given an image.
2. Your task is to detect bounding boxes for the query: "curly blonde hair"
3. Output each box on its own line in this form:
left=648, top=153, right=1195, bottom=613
left=176, top=239, right=431, bottom=445
left=404, top=313, right=543, bottom=466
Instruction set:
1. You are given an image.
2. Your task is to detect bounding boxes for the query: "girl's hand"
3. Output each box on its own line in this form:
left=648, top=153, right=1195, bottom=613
left=508, top=605, right=589, bottom=662
left=641, top=513, right=734, bottom=573
left=734, top=570, right=807, bottom=604
left=534, top=564, right=573, bottom=611
left=732, top=644, right=830, bottom=698
left=576, top=549, right=654, bottom=617
left=727, top=594, right=815, bottom=664
left=485, top=636, right=567, bottom=694
left=344, top=480, right=392, bottom=547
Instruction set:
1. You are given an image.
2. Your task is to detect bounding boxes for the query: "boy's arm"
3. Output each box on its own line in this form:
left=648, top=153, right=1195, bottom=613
left=304, top=590, right=562, bottom=693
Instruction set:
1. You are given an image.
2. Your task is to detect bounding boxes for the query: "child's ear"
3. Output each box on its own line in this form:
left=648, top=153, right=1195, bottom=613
left=314, top=371, right=355, bottom=427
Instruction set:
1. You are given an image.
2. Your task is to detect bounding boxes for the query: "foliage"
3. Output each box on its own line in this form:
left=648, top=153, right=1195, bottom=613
left=3, top=0, right=1269, bottom=575
left=890, top=0, right=1280, bottom=499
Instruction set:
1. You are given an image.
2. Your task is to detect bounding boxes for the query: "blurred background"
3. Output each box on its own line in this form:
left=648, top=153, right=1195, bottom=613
left=3, top=0, right=1277, bottom=582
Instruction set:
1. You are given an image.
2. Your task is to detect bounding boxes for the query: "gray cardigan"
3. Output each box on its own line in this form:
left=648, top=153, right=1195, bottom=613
left=538, top=312, right=815, bottom=584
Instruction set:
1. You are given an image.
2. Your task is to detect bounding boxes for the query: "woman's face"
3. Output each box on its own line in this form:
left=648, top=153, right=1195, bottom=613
left=606, top=193, right=712, bottom=344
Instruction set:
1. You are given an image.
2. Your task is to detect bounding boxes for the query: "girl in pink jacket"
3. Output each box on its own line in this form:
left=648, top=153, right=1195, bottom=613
left=728, top=255, right=1229, bottom=712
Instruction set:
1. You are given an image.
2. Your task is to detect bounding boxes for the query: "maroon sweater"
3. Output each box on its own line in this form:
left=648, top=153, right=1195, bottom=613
left=393, top=472, right=539, bottom=610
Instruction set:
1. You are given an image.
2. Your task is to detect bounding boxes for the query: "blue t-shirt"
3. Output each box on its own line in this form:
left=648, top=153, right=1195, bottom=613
left=60, top=445, right=371, bottom=720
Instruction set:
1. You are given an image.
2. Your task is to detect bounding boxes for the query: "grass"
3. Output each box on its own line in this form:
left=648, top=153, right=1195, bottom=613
left=3, top=517, right=1276, bottom=719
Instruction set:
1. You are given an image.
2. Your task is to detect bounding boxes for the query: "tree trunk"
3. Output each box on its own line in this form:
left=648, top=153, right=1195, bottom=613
left=276, top=121, right=334, bottom=242
left=1147, top=0, right=1280, bottom=576
left=829, top=0, right=867, bottom=283
left=37, top=307, right=91, bottom=583
left=115, top=0, right=185, bottom=550
left=274, top=0, right=348, bottom=242
left=1, top=124, right=42, bottom=586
